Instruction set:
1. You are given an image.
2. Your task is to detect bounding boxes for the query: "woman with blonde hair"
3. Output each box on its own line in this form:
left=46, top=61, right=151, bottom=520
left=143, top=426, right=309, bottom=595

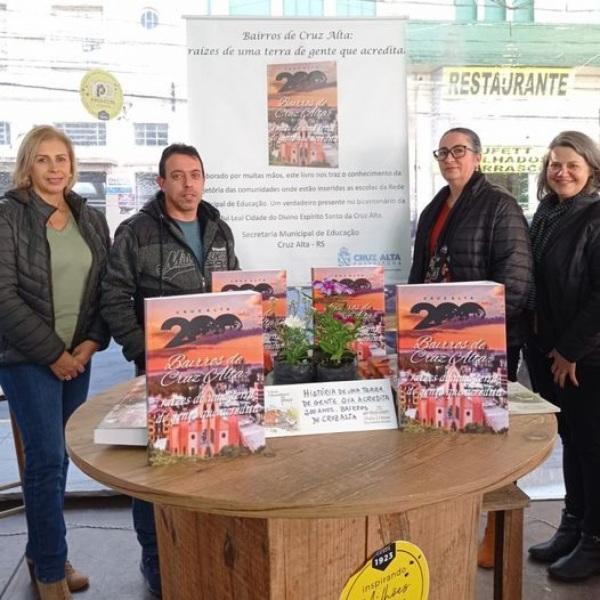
left=0, top=125, right=110, bottom=598
left=526, top=131, right=600, bottom=582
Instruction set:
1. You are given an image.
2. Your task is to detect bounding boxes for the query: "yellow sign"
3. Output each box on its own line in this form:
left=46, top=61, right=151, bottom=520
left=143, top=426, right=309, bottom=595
left=481, top=146, right=545, bottom=174
left=444, top=67, right=571, bottom=97
left=80, top=69, right=123, bottom=120
left=340, top=540, right=429, bottom=600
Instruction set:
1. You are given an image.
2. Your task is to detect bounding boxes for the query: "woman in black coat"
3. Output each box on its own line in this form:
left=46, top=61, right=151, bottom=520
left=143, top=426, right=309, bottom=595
left=409, top=127, right=532, bottom=378
left=526, top=131, right=600, bottom=582
left=0, top=126, right=110, bottom=598
left=409, top=127, right=533, bottom=568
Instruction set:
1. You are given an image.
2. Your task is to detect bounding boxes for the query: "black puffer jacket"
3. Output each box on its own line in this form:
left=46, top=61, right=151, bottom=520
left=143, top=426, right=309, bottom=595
left=101, top=193, right=239, bottom=366
left=531, top=192, right=600, bottom=365
left=409, top=171, right=533, bottom=347
left=0, top=188, right=110, bottom=366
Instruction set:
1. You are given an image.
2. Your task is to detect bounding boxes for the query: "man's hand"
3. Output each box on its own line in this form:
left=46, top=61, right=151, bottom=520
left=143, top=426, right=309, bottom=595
left=72, top=340, right=100, bottom=367
left=548, top=348, right=578, bottom=388
left=49, top=351, right=86, bottom=381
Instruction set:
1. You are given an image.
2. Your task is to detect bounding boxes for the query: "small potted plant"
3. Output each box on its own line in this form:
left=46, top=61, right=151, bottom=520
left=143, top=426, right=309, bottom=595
left=313, top=303, right=363, bottom=382
left=273, top=315, right=314, bottom=385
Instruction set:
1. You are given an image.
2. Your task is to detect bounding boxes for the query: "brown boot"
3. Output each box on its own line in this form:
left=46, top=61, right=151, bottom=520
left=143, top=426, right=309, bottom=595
left=27, top=559, right=89, bottom=593
left=36, top=578, right=72, bottom=600
left=478, top=512, right=496, bottom=568
left=64, top=561, right=89, bottom=592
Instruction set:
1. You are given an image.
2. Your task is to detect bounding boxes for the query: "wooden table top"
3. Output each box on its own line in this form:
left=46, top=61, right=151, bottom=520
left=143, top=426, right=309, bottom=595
left=67, top=379, right=557, bottom=519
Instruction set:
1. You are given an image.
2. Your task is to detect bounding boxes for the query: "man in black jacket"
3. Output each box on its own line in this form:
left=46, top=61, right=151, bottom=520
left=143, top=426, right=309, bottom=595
left=101, top=143, right=239, bottom=597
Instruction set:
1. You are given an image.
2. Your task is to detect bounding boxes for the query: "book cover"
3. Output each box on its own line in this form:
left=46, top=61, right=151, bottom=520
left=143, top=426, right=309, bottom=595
left=507, top=381, right=560, bottom=415
left=267, top=60, right=339, bottom=168
left=93, top=376, right=147, bottom=446
left=312, top=266, right=386, bottom=359
left=396, top=282, right=508, bottom=433
left=144, top=291, right=265, bottom=465
left=212, top=269, right=287, bottom=371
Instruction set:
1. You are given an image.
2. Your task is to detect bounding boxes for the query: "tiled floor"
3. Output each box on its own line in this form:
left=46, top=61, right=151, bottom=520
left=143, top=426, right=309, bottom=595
left=1, top=346, right=599, bottom=598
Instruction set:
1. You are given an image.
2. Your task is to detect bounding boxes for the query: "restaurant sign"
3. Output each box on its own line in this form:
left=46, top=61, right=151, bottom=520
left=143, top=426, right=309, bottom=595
left=481, top=146, right=545, bottom=174
left=444, top=67, right=571, bottom=98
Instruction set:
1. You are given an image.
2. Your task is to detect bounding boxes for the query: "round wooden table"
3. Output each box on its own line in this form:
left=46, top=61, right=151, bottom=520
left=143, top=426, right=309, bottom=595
left=67, top=380, right=556, bottom=600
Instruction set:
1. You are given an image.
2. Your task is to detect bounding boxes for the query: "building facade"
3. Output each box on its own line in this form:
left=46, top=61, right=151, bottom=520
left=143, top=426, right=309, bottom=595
left=0, top=1, right=598, bottom=235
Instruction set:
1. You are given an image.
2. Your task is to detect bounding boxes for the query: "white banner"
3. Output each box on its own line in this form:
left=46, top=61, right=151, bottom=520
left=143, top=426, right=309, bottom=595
left=186, top=17, right=410, bottom=286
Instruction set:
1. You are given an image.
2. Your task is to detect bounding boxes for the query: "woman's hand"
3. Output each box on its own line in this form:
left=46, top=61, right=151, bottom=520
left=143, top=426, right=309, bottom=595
left=548, top=348, right=578, bottom=388
left=49, top=351, right=85, bottom=381
left=72, top=340, right=100, bottom=367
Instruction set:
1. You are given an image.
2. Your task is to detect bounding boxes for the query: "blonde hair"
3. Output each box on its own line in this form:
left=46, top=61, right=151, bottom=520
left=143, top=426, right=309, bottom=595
left=12, top=125, right=78, bottom=193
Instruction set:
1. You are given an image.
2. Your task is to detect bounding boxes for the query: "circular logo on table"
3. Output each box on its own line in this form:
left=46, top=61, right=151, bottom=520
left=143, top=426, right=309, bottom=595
left=339, top=540, right=429, bottom=600
left=80, top=69, right=123, bottom=120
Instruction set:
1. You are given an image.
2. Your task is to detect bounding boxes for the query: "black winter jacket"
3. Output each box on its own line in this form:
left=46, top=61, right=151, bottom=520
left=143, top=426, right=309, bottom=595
left=409, top=172, right=533, bottom=347
left=101, top=193, right=239, bottom=366
left=0, top=188, right=110, bottom=366
left=530, top=192, right=600, bottom=365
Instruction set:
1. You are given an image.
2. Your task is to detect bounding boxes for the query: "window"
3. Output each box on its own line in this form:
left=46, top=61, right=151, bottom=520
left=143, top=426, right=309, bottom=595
left=0, top=121, right=10, bottom=145
left=487, top=173, right=530, bottom=218
left=229, top=0, right=270, bottom=16
left=141, top=8, right=159, bottom=30
left=483, top=0, right=506, bottom=23
left=336, top=0, right=375, bottom=16
left=134, top=123, right=168, bottom=146
left=0, top=171, right=11, bottom=197
left=455, top=0, right=477, bottom=23
left=54, top=122, right=106, bottom=146
left=136, top=172, right=158, bottom=205
left=512, top=0, right=534, bottom=23
left=73, top=171, right=106, bottom=212
left=284, top=0, right=324, bottom=16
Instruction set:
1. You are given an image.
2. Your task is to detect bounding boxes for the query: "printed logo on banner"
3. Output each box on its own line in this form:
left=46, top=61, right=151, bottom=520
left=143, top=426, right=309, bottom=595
left=337, top=246, right=352, bottom=266
left=337, top=246, right=402, bottom=267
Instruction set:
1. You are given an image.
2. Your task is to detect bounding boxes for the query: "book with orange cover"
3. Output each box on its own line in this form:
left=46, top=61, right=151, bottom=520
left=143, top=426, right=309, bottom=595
left=144, top=291, right=265, bottom=465
left=267, top=60, right=339, bottom=168
left=312, top=266, right=386, bottom=359
left=212, top=269, right=287, bottom=371
left=396, top=282, right=508, bottom=433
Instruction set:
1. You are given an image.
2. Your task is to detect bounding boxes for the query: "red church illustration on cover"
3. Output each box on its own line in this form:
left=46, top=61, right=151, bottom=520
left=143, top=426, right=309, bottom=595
left=396, top=282, right=509, bottom=433
left=267, top=60, right=339, bottom=168
left=144, top=291, right=265, bottom=465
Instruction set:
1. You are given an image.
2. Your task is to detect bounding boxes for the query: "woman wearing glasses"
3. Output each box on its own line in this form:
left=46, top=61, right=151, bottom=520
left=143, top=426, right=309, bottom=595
left=410, top=127, right=532, bottom=374
left=409, top=127, right=533, bottom=567
left=526, top=131, right=600, bottom=582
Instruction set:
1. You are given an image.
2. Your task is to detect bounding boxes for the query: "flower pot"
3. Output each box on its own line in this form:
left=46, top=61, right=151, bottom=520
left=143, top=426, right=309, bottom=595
left=273, top=359, right=314, bottom=385
left=315, top=355, right=358, bottom=382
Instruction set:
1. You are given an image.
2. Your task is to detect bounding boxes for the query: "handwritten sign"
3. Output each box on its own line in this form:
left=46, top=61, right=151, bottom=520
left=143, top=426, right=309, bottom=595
left=264, top=379, right=397, bottom=437
left=340, top=540, right=429, bottom=600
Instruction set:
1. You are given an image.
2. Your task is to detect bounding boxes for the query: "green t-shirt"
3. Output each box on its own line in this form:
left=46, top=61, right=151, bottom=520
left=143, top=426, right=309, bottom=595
left=174, top=218, right=203, bottom=267
left=46, top=216, right=92, bottom=348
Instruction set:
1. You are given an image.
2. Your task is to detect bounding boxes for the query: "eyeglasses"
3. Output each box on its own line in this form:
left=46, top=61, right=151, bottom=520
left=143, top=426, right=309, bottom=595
left=433, top=145, right=476, bottom=161
left=547, top=162, right=584, bottom=175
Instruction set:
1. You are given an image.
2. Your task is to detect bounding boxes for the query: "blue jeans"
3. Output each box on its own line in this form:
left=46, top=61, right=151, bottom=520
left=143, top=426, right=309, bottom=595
left=132, top=498, right=157, bottom=556
left=132, top=364, right=158, bottom=559
left=0, top=362, right=91, bottom=583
